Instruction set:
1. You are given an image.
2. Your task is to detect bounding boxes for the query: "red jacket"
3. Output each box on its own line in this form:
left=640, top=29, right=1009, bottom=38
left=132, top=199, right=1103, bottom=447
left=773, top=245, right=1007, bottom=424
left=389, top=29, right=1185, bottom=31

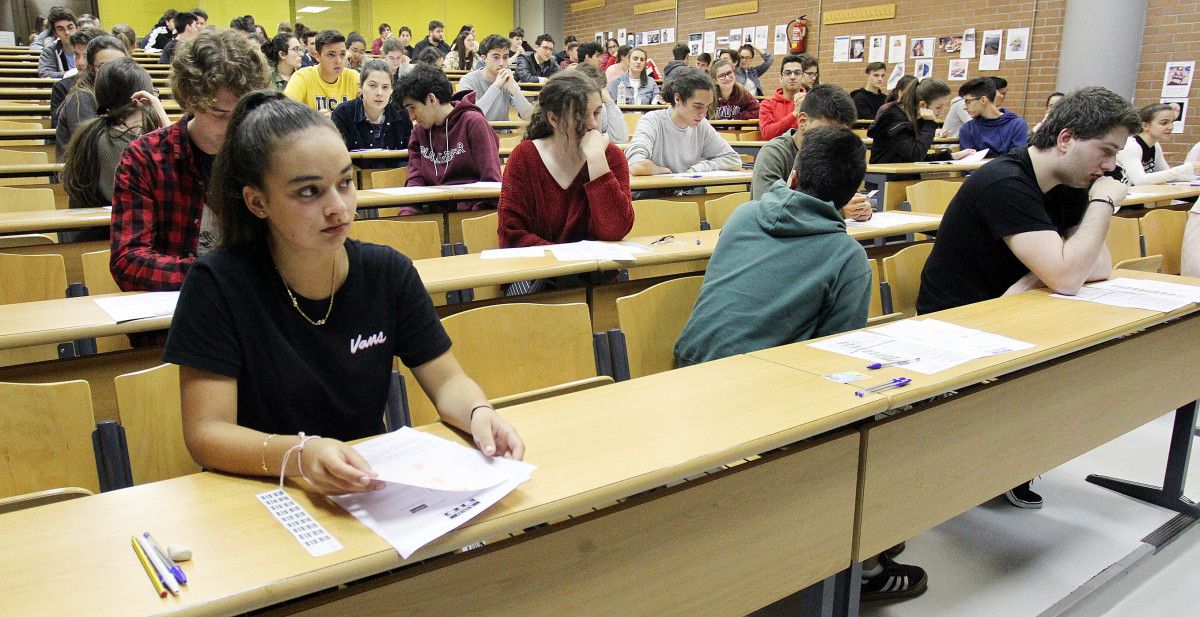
left=759, top=88, right=801, bottom=140
left=498, top=140, right=633, bottom=247
left=714, top=88, right=760, bottom=120
left=406, top=91, right=501, bottom=211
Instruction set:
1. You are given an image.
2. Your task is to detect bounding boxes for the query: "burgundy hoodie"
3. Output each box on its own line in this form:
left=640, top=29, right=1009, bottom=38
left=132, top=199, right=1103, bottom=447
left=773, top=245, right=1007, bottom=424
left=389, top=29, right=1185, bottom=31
left=406, top=91, right=502, bottom=210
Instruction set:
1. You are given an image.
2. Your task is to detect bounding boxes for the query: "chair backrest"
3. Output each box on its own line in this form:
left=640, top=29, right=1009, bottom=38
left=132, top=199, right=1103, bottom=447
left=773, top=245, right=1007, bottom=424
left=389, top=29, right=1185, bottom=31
left=80, top=249, right=121, bottom=295
left=0, top=487, right=92, bottom=515
left=1139, top=209, right=1188, bottom=275
left=114, top=364, right=201, bottom=485
left=0, top=185, right=56, bottom=213
left=368, top=167, right=407, bottom=189
left=1105, top=215, right=1143, bottom=266
left=623, top=112, right=642, bottom=135
left=0, top=120, right=43, bottom=146
left=615, top=276, right=704, bottom=378
left=0, top=380, right=100, bottom=497
left=461, top=211, right=499, bottom=253
left=0, top=148, right=47, bottom=165
left=0, top=232, right=55, bottom=248
left=401, top=302, right=598, bottom=426
left=348, top=220, right=443, bottom=260
left=1113, top=254, right=1163, bottom=273
left=905, top=180, right=961, bottom=215
left=498, top=134, right=522, bottom=149
left=868, top=258, right=883, bottom=318
left=703, top=192, right=749, bottom=229
left=881, top=243, right=935, bottom=318
left=0, top=252, right=66, bottom=304
left=626, top=199, right=702, bottom=239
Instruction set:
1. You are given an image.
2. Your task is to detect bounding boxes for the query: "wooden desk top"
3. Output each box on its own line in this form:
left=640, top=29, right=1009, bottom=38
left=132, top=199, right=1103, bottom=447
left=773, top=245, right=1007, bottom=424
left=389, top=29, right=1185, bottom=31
left=1121, top=183, right=1200, bottom=207
left=865, top=160, right=986, bottom=175
left=0, top=162, right=60, bottom=178
left=0, top=292, right=171, bottom=349
left=0, top=207, right=107, bottom=234
left=709, top=119, right=759, bottom=127
left=0, top=128, right=54, bottom=139
left=0, top=99, right=180, bottom=115
left=0, top=355, right=884, bottom=617
left=350, top=147, right=515, bottom=162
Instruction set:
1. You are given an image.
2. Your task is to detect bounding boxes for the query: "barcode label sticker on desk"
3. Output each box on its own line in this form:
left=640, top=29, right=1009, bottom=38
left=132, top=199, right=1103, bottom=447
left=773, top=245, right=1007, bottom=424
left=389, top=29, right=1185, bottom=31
left=256, top=489, right=344, bottom=557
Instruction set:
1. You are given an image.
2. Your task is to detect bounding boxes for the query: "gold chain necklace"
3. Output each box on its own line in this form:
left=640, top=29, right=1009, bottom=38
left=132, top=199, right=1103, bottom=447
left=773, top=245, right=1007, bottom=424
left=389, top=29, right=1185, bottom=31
left=281, top=259, right=337, bottom=326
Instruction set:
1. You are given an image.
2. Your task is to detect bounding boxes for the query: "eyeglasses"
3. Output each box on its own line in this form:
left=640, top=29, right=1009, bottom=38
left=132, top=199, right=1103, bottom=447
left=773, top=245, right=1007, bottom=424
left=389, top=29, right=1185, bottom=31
left=781, top=70, right=804, bottom=77
left=962, top=96, right=981, bottom=104
left=803, top=70, right=819, bottom=77
left=290, top=46, right=304, bottom=53
left=716, top=71, right=735, bottom=80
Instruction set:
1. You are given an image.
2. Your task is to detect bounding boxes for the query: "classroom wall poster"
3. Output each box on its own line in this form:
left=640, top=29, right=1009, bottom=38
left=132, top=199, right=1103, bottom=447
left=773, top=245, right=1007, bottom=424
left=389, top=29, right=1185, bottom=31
left=688, top=33, right=703, bottom=56
left=617, top=29, right=627, bottom=45
left=914, top=58, right=933, bottom=81
left=849, top=35, right=865, bottom=62
left=888, top=35, right=907, bottom=63
left=729, top=29, right=741, bottom=48
left=635, top=31, right=644, bottom=46
left=1161, top=61, right=1195, bottom=98
left=833, top=36, right=850, bottom=62
left=1161, top=98, right=1189, bottom=134
left=887, top=62, right=906, bottom=90
left=626, top=32, right=635, bottom=46
left=1005, top=27, right=1029, bottom=60
left=979, top=30, right=1003, bottom=71
left=743, top=25, right=756, bottom=45
left=948, top=58, right=969, bottom=81
left=644, top=30, right=660, bottom=46
left=754, top=25, right=769, bottom=50
left=910, top=37, right=934, bottom=59
left=961, top=28, right=976, bottom=58
left=717, top=35, right=729, bottom=51
left=704, top=31, right=717, bottom=54
left=595, top=32, right=604, bottom=44
left=938, top=35, right=962, bottom=54
left=773, top=25, right=788, bottom=55
left=663, top=28, right=675, bottom=44
left=869, top=35, right=886, bottom=63
left=605, top=31, right=614, bottom=44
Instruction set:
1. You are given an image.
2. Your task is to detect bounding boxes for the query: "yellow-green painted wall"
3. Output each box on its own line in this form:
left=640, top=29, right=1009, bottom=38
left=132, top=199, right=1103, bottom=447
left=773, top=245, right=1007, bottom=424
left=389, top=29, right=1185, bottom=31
left=96, top=1, right=292, bottom=38
left=361, top=1, right=513, bottom=44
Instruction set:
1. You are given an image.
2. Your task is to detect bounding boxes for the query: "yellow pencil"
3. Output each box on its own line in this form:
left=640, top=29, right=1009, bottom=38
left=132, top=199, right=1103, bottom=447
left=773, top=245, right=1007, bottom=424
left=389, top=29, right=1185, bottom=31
left=131, top=536, right=167, bottom=598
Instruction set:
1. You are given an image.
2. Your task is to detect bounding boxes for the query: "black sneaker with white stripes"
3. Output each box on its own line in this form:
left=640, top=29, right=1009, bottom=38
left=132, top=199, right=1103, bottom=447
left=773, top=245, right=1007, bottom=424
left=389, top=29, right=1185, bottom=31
left=861, top=556, right=928, bottom=602
left=1004, top=480, right=1044, bottom=509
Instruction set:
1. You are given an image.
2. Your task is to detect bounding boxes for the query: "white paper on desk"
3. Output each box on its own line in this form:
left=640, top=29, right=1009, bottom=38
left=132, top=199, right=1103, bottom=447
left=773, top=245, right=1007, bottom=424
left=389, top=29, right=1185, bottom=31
left=92, top=292, right=179, bottom=322
left=808, top=318, right=1033, bottom=374
left=665, top=170, right=750, bottom=179
left=367, top=186, right=448, bottom=196
left=448, top=181, right=503, bottom=190
left=872, top=318, right=1034, bottom=357
left=353, top=428, right=512, bottom=491
left=845, top=211, right=940, bottom=228
left=330, top=429, right=535, bottom=559
left=957, top=148, right=989, bottom=163
left=548, top=240, right=639, bottom=261
left=1052, top=277, right=1200, bottom=313
left=480, top=247, right=546, bottom=259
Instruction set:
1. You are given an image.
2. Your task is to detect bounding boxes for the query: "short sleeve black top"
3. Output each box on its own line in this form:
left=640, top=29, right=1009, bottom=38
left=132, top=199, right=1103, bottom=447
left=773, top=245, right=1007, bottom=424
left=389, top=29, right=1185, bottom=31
left=163, top=239, right=452, bottom=441
left=916, top=148, right=1089, bottom=314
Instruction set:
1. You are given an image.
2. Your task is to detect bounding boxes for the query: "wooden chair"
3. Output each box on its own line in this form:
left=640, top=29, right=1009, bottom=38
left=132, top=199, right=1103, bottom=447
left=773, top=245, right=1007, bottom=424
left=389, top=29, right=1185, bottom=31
left=460, top=212, right=504, bottom=300
left=114, top=364, right=201, bottom=485
left=905, top=180, right=961, bottom=215
left=498, top=134, right=523, bottom=149
left=81, top=249, right=120, bottom=295
left=1140, top=209, right=1188, bottom=275
left=0, top=380, right=100, bottom=497
left=613, top=276, right=704, bottom=379
left=0, top=185, right=55, bottom=212
left=349, top=220, right=443, bottom=260
left=0, top=487, right=92, bottom=514
left=626, top=199, right=702, bottom=239
left=1113, top=254, right=1163, bottom=273
left=703, top=192, right=750, bottom=229
left=0, top=148, right=49, bottom=185
left=368, top=167, right=407, bottom=189
left=0, top=233, right=55, bottom=248
left=1106, top=215, right=1143, bottom=266
left=0, top=252, right=66, bottom=304
left=399, top=302, right=601, bottom=426
left=623, top=112, right=642, bottom=135
left=881, top=243, right=934, bottom=318
left=868, top=259, right=884, bottom=318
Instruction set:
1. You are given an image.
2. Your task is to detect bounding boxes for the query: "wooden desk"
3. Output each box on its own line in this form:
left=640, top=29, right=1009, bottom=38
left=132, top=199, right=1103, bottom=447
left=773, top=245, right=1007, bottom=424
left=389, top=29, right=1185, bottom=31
left=1121, top=183, right=1200, bottom=209
left=864, top=160, right=986, bottom=211
left=0, top=100, right=181, bottom=117
left=0, top=355, right=879, bottom=616
left=0, top=87, right=173, bottom=101
left=0, top=162, right=60, bottom=179
left=0, top=127, right=54, bottom=141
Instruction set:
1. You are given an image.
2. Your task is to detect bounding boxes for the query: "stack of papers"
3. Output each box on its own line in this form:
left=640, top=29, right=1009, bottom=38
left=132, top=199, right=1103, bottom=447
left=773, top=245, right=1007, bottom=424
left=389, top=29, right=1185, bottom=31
left=93, top=292, right=179, bottom=323
left=1052, top=278, right=1200, bottom=312
left=845, top=211, right=940, bottom=229
left=330, top=428, right=535, bottom=559
left=809, top=318, right=1034, bottom=374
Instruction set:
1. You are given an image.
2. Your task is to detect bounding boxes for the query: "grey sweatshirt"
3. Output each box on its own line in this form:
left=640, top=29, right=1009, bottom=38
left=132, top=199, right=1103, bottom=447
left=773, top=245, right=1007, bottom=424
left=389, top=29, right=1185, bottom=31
left=457, top=69, right=533, bottom=121
left=750, top=129, right=799, bottom=200
left=599, top=100, right=629, bottom=144
left=624, top=108, right=741, bottom=173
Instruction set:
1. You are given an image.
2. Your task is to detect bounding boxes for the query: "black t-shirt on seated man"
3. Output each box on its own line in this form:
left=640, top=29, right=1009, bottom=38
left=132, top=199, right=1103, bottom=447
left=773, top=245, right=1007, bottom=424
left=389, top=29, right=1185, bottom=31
left=163, top=239, right=452, bottom=442
left=916, top=148, right=1090, bottom=314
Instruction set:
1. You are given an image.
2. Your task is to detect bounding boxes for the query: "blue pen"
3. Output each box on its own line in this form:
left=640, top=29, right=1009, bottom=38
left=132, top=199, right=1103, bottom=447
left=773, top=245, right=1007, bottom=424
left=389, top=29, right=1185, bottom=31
left=144, top=532, right=187, bottom=585
left=855, top=377, right=912, bottom=397
left=867, top=358, right=919, bottom=370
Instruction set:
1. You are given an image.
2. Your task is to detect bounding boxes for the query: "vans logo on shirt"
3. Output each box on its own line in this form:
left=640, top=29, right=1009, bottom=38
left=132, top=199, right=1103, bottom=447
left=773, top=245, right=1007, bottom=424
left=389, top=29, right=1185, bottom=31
left=350, top=331, right=388, bottom=355
left=420, top=142, right=466, bottom=166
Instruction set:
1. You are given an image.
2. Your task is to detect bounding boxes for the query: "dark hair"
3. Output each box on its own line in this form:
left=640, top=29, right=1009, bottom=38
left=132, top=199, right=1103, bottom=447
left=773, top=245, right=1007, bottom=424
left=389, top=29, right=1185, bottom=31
left=210, top=91, right=335, bottom=248
left=738, top=43, right=758, bottom=58
left=76, top=35, right=127, bottom=91
left=395, top=63, right=453, bottom=104
left=428, top=20, right=444, bottom=31
left=799, top=84, right=857, bottom=126
left=510, top=28, right=525, bottom=39
left=378, top=23, right=391, bottom=34
left=263, top=33, right=294, bottom=67
left=898, top=78, right=950, bottom=126
left=277, top=24, right=292, bottom=35
left=399, top=26, right=412, bottom=35
left=1029, top=87, right=1140, bottom=149
left=155, top=10, right=177, bottom=28
left=781, top=53, right=816, bottom=72
left=578, top=41, right=602, bottom=60
left=886, top=74, right=916, bottom=104
left=525, top=71, right=596, bottom=142
left=627, top=47, right=649, bottom=81
left=1047, top=91, right=1065, bottom=105
left=717, top=49, right=737, bottom=64
left=672, top=43, right=690, bottom=60
left=346, top=32, right=366, bottom=48
left=359, top=59, right=391, bottom=85
left=564, top=35, right=577, bottom=44
left=111, top=24, right=136, bottom=50
left=990, top=76, right=1008, bottom=90
left=450, top=31, right=475, bottom=70
left=229, top=16, right=255, bottom=34
left=663, top=66, right=713, bottom=106
left=191, top=8, right=208, bottom=20
left=566, top=41, right=579, bottom=52
left=62, top=58, right=161, bottom=209
left=615, top=45, right=631, bottom=63
left=415, top=47, right=444, bottom=66
left=574, top=62, right=607, bottom=91
left=865, top=61, right=886, bottom=73
left=697, top=52, right=712, bottom=65
left=173, top=12, right=197, bottom=33
left=1139, top=102, right=1177, bottom=124
left=793, top=125, right=866, bottom=207
left=68, top=26, right=105, bottom=48
left=459, top=24, right=474, bottom=35
left=958, top=76, right=996, bottom=101
left=605, top=37, right=619, bottom=48
left=48, top=5, right=76, bottom=27
left=315, top=30, right=345, bottom=53
left=479, top=34, right=510, bottom=56
left=535, top=33, right=554, bottom=47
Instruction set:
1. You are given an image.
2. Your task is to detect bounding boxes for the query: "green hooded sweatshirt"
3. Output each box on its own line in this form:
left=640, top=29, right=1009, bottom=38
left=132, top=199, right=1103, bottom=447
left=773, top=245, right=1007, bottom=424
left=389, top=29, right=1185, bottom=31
left=674, top=180, right=872, bottom=366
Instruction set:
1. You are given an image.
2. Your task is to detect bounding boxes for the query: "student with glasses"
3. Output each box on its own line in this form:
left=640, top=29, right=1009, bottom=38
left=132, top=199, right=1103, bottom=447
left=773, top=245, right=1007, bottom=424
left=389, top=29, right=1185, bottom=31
left=599, top=38, right=620, bottom=71
left=515, top=34, right=561, bottom=84
left=759, top=53, right=817, bottom=140
left=867, top=78, right=977, bottom=164
left=734, top=43, right=773, bottom=96
left=263, top=33, right=303, bottom=91
left=707, top=58, right=758, bottom=120
left=957, top=76, right=1029, bottom=157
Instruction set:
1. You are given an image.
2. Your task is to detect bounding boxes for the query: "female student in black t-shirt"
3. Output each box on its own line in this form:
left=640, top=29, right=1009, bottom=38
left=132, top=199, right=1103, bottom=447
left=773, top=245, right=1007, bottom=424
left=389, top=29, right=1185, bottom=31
left=867, top=78, right=977, bottom=164
left=163, top=91, right=524, bottom=496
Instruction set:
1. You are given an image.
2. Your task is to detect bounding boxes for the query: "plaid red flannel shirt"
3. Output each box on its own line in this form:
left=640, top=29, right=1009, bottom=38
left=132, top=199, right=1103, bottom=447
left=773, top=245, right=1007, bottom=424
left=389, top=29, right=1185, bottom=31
left=110, top=116, right=207, bottom=292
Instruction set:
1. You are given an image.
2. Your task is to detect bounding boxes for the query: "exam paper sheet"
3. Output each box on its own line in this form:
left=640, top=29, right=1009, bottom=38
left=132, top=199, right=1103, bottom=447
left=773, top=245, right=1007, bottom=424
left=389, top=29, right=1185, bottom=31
left=845, top=211, right=941, bottom=229
left=480, top=247, right=547, bottom=259
left=808, top=318, right=1033, bottom=374
left=1051, top=278, right=1200, bottom=313
left=93, top=292, right=180, bottom=323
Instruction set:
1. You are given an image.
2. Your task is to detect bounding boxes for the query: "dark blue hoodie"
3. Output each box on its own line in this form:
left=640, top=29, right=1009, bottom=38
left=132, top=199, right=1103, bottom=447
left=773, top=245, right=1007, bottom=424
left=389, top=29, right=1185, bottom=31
left=958, top=109, right=1029, bottom=157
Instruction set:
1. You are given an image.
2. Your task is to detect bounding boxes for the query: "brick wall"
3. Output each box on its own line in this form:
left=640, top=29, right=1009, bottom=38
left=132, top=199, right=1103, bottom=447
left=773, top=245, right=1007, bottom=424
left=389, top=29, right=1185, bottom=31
left=563, top=0, right=1066, bottom=119
left=1133, top=0, right=1200, bottom=163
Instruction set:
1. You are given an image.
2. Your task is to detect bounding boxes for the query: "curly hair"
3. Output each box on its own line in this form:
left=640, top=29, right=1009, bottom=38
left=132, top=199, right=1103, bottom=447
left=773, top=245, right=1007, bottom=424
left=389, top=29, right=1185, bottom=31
left=524, top=71, right=597, bottom=143
left=171, top=28, right=271, bottom=114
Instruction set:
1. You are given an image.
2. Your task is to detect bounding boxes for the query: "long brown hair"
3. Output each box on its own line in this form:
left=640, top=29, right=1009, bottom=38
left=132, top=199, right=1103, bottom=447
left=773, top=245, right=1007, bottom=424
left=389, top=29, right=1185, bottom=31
left=898, top=78, right=950, bottom=127
left=706, top=58, right=749, bottom=118
left=524, top=71, right=597, bottom=143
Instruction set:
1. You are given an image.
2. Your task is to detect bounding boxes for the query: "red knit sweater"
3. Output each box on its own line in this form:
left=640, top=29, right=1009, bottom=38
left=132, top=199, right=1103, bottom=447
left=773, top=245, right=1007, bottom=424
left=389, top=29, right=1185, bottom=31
left=498, top=140, right=634, bottom=247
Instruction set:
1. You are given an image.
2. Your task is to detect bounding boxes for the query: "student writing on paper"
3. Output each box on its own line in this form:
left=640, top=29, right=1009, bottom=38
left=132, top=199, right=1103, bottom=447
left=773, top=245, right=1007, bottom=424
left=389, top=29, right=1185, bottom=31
left=164, top=93, right=524, bottom=496
left=956, top=77, right=1028, bottom=158
left=750, top=84, right=872, bottom=221
left=498, top=71, right=633, bottom=249
left=917, top=87, right=1137, bottom=508
left=1112, top=103, right=1199, bottom=185
left=707, top=59, right=758, bottom=120
left=395, top=65, right=501, bottom=212
left=624, top=67, right=741, bottom=177
left=758, top=53, right=818, bottom=140
left=867, top=78, right=977, bottom=164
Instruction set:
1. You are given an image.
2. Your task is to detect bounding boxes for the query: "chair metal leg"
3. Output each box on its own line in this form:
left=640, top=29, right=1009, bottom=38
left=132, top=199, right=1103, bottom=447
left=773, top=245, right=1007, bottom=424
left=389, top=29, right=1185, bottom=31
left=1086, top=400, right=1200, bottom=517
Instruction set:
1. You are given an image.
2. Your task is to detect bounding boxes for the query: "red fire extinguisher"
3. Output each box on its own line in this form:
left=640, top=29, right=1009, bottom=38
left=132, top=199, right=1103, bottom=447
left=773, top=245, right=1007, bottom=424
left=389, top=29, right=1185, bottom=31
left=788, top=15, right=808, bottom=54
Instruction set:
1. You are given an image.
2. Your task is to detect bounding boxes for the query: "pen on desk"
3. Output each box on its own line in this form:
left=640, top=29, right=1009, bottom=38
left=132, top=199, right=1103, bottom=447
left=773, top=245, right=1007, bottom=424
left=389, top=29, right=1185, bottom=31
left=855, top=377, right=912, bottom=397
left=867, top=358, right=920, bottom=370
left=137, top=534, right=181, bottom=595
left=132, top=536, right=168, bottom=598
left=145, top=532, right=187, bottom=585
